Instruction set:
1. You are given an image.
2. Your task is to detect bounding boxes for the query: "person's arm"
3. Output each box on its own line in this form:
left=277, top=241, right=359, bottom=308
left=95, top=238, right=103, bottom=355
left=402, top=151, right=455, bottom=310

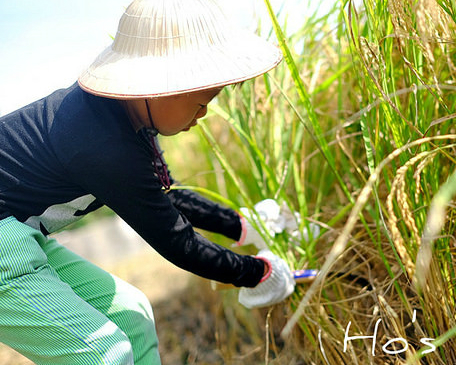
left=71, top=149, right=262, bottom=286
left=166, top=188, right=242, bottom=241
left=150, top=136, right=243, bottom=241
left=51, top=111, right=263, bottom=287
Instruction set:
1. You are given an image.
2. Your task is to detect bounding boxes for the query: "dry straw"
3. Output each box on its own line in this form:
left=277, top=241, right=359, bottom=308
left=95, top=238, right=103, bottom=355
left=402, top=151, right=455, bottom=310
left=78, top=0, right=282, bottom=99
left=282, top=135, right=456, bottom=338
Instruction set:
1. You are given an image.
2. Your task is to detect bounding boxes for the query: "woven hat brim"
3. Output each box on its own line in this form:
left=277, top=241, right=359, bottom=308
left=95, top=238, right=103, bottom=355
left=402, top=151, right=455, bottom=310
left=78, top=32, right=282, bottom=99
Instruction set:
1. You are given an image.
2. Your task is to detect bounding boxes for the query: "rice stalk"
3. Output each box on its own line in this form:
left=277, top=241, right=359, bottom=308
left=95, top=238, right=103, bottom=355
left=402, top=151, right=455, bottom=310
left=415, top=168, right=456, bottom=291
left=159, top=0, right=456, bottom=362
left=282, top=136, right=456, bottom=338
left=263, top=0, right=352, bottom=200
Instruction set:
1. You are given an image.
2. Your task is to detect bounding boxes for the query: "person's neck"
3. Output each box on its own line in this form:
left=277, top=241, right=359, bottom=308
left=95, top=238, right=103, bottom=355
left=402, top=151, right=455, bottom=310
left=119, top=99, right=149, bottom=132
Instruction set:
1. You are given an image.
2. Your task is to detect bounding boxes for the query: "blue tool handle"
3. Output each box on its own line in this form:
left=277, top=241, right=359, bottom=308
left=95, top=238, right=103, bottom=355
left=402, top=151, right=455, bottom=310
left=293, top=269, right=318, bottom=283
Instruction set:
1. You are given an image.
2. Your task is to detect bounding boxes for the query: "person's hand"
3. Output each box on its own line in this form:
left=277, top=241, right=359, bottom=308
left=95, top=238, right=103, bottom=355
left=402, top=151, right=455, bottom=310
left=280, top=203, right=320, bottom=243
left=238, top=250, right=295, bottom=308
left=235, top=199, right=321, bottom=249
left=235, top=199, right=285, bottom=249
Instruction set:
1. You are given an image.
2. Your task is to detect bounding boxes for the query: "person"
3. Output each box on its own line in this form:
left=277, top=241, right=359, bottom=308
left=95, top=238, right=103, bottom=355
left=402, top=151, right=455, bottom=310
left=0, top=0, right=296, bottom=364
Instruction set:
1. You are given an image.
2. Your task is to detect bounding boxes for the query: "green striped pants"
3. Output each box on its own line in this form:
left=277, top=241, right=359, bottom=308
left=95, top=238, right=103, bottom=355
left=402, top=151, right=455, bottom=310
left=0, top=217, right=161, bottom=364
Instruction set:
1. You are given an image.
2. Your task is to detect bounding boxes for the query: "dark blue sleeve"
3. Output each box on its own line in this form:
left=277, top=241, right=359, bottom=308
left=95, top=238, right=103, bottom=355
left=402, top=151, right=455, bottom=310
left=166, top=188, right=242, bottom=241
left=49, top=90, right=263, bottom=287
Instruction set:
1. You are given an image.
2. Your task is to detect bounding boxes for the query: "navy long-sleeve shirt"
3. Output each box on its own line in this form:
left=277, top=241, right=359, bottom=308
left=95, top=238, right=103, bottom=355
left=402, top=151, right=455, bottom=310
left=0, top=83, right=264, bottom=287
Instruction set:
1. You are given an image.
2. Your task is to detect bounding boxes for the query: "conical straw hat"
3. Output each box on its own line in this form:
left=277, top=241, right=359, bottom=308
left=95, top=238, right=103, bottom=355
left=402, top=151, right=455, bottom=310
left=78, top=0, right=282, bottom=99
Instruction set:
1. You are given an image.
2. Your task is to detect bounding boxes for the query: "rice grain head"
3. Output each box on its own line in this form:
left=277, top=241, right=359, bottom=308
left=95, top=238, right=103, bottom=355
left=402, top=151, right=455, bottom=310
left=388, top=0, right=455, bottom=90
left=386, top=151, right=437, bottom=278
left=413, top=153, right=436, bottom=204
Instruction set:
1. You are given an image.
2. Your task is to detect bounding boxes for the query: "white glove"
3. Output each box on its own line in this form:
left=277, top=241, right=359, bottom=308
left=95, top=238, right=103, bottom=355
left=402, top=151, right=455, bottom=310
left=236, top=199, right=320, bottom=248
left=235, top=199, right=285, bottom=249
left=280, top=203, right=320, bottom=243
left=238, top=250, right=295, bottom=308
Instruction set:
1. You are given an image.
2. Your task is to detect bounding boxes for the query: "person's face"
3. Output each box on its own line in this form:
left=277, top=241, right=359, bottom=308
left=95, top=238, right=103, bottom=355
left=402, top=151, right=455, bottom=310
left=145, top=87, right=223, bottom=136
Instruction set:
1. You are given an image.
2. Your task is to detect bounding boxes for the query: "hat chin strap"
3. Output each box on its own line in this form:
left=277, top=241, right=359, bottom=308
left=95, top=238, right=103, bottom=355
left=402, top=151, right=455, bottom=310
left=144, top=100, right=171, bottom=190
left=144, top=100, right=159, bottom=136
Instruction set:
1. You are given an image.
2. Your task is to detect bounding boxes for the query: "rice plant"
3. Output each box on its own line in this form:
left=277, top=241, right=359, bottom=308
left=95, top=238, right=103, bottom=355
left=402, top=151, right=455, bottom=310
left=161, top=0, right=456, bottom=363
